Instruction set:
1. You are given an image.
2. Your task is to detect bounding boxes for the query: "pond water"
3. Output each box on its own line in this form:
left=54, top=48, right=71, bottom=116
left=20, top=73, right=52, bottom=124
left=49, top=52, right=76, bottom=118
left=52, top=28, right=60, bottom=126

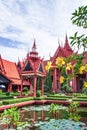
left=21, top=105, right=87, bottom=130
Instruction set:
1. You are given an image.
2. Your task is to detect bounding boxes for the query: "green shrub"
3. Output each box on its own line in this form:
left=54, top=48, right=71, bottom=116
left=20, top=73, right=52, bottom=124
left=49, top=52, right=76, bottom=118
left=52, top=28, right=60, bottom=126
left=0, top=89, right=2, bottom=94
left=22, top=87, right=29, bottom=92
left=3, top=97, right=33, bottom=105
left=0, top=101, right=2, bottom=106
left=45, top=97, right=68, bottom=100
left=77, top=96, right=87, bottom=99
left=73, top=98, right=87, bottom=102
left=36, top=90, right=41, bottom=97
left=34, top=97, right=45, bottom=100
left=6, top=92, right=10, bottom=96
left=10, top=92, right=20, bottom=96
left=0, top=95, right=13, bottom=99
left=47, top=95, right=72, bottom=99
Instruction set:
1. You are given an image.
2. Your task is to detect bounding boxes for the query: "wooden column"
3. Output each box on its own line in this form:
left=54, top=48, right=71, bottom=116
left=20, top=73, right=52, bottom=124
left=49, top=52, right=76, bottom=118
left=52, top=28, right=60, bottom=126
left=72, top=77, right=77, bottom=92
left=30, top=78, right=33, bottom=92
left=34, top=75, right=37, bottom=97
left=17, top=85, right=20, bottom=92
left=41, top=77, right=44, bottom=96
left=53, top=68, right=57, bottom=93
left=20, top=76, right=23, bottom=96
left=57, top=77, right=61, bottom=92
left=8, top=83, right=12, bottom=92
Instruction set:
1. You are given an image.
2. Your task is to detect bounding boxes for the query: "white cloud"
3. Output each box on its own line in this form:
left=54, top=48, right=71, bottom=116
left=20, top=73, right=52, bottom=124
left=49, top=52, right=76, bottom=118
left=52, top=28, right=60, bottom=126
left=0, top=45, right=26, bottom=62
left=0, top=0, right=87, bottom=62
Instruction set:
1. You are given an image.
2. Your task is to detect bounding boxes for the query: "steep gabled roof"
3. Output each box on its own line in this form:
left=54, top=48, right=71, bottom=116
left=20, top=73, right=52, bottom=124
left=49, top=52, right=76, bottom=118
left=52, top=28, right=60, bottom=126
left=64, top=35, right=73, bottom=52
left=2, top=59, right=21, bottom=85
left=2, top=59, right=20, bottom=79
left=0, top=73, right=11, bottom=84
left=51, top=36, right=73, bottom=65
left=51, top=45, right=65, bottom=64
left=0, top=55, right=5, bottom=74
left=21, top=40, right=46, bottom=77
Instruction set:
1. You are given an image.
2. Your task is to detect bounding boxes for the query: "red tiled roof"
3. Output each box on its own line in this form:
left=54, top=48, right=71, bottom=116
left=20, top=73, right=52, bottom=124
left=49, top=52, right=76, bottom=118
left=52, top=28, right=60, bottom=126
left=1, top=59, right=21, bottom=85
left=2, top=59, right=20, bottom=79
left=60, top=48, right=73, bottom=57
left=11, top=78, right=21, bottom=85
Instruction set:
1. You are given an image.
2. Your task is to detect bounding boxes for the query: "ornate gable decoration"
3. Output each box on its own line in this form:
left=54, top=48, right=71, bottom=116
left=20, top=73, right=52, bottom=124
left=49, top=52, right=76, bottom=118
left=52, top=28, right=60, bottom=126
left=23, top=61, right=33, bottom=71
left=38, top=63, right=43, bottom=72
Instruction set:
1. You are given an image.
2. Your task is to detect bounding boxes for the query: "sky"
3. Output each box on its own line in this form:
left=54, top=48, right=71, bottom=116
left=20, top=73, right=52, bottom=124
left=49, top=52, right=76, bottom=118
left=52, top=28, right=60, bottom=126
left=0, top=0, right=87, bottom=62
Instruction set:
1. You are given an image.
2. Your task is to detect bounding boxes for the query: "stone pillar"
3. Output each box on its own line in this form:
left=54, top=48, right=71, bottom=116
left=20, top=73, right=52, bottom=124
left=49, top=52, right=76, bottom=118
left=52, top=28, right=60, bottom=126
left=34, top=75, right=37, bottom=97
left=41, top=77, right=45, bottom=96
left=53, top=68, right=57, bottom=92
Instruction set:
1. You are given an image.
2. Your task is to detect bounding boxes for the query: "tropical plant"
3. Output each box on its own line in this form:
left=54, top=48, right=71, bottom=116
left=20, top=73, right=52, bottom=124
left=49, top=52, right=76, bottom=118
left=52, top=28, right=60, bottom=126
left=0, top=107, right=20, bottom=128
left=44, top=69, right=52, bottom=92
left=45, top=54, right=86, bottom=91
left=22, top=87, right=29, bottom=96
left=0, top=106, right=30, bottom=129
left=70, top=6, right=87, bottom=51
left=49, top=103, right=68, bottom=119
left=82, top=79, right=87, bottom=95
left=68, top=101, right=81, bottom=121
left=36, top=90, right=41, bottom=97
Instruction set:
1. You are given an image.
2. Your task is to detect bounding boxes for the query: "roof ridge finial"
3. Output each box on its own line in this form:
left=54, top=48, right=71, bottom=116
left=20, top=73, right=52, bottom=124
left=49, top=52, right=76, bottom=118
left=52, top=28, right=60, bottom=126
left=33, top=38, right=36, bottom=49
left=65, top=33, right=68, bottom=43
left=0, top=54, right=1, bottom=59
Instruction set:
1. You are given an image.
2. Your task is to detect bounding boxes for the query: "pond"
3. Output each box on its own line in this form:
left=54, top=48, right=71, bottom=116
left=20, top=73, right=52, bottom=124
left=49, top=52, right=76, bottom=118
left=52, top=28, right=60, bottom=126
left=20, top=105, right=87, bottom=130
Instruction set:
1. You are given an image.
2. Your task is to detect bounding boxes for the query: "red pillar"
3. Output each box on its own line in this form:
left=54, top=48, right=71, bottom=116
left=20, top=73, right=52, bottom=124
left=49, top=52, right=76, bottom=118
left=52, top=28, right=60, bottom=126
left=86, top=73, right=87, bottom=78
left=30, top=78, right=33, bottom=92
left=34, top=75, right=37, bottom=97
left=53, top=68, right=57, bottom=93
left=72, top=77, right=77, bottom=92
left=41, top=77, right=44, bottom=96
left=17, top=85, right=20, bottom=92
left=20, top=76, right=23, bottom=96
left=57, top=76, right=61, bottom=92
left=8, top=83, right=12, bottom=92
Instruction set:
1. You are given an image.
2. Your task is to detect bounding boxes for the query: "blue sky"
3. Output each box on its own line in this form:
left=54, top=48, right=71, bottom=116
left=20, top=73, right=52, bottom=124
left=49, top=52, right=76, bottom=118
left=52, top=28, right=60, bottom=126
left=0, top=0, right=87, bottom=62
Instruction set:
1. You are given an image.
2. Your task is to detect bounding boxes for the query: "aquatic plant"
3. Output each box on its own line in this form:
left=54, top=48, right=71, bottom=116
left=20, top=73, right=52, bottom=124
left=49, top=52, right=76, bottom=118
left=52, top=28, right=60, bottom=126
left=40, top=119, right=87, bottom=130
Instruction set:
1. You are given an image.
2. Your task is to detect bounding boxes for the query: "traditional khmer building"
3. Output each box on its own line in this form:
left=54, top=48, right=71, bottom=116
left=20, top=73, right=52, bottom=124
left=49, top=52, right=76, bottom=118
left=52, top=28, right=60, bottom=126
left=0, top=36, right=87, bottom=95
left=49, top=35, right=74, bottom=93
left=0, top=40, right=46, bottom=96
left=46, top=35, right=87, bottom=93
left=0, top=55, right=21, bottom=92
left=17, top=39, right=46, bottom=96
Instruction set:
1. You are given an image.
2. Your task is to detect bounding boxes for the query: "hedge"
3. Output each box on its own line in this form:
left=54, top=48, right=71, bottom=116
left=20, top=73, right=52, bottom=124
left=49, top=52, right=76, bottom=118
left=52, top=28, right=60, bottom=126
left=0, top=95, right=13, bottom=99
left=45, top=97, right=68, bottom=100
left=2, top=97, right=34, bottom=105
left=34, top=97, right=45, bottom=100
left=47, top=95, right=72, bottom=99
left=73, top=98, right=87, bottom=102
left=0, top=101, right=2, bottom=106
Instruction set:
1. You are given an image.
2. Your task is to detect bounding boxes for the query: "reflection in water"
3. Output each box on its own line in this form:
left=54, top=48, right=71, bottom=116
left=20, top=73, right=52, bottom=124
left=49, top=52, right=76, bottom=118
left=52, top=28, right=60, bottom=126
left=21, top=105, right=87, bottom=130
